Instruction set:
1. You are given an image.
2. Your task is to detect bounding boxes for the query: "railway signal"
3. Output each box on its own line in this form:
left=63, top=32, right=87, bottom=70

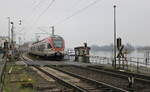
left=116, top=37, right=126, bottom=69
left=117, top=38, right=124, bottom=58
left=51, top=26, right=55, bottom=36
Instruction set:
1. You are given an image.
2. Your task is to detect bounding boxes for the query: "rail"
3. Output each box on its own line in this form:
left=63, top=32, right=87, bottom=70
left=88, top=65, right=150, bottom=83
left=0, top=58, right=7, bottom=92
left=34, top=66, right=86, bottom=92
left=52, top=65, right=150, bottom=91
left=22, top=55, right=128, bottom=92
left=77, top=65, right=150, bottom=84
left=49, top=65, right=128, bottom=92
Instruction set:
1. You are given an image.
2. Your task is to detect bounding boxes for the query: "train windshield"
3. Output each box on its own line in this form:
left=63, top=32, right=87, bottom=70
left=47, top=43, right=52, bottom=49
left=53, top=39, right=63, bottom=48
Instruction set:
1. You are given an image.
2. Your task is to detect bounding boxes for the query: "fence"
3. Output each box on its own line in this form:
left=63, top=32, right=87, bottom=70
left=125, top=57, right=150, bottom=73
left=67, top=54, right=150, bottom=74
left=89, top=56, right=111, bottom=64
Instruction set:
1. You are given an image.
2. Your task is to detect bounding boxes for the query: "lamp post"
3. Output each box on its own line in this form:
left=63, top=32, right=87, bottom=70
left=113, top=5, right=117, bottom=68
left=8, top=17, right=10, bottom=44
left=10, top=22, right=14, bottom=49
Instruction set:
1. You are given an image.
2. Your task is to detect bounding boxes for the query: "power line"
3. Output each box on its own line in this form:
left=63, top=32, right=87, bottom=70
left=32, top=0, right=55, bottom=26
left=23, top=0, right=55, bottom=30
left=31, top=0, right=37, bottom=6
left=32, top=0, right=46, bottom=11
left=37, top=27, right=50, bottom=34
left=38, top=0, right=55, bottom=19
left=55, top=0, right=102, bottom=26
left=22, top=0, right=46, bottom=29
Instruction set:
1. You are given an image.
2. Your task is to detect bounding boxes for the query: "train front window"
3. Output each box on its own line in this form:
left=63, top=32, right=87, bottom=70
left=53, top=39, right=62, bottom=48
left=47, top=43, right=52, bottom=49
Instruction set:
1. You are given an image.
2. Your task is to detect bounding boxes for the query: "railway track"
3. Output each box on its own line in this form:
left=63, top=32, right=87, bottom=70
left=88, top=65, right=150, bottom=82
left=52, top=65, right=150, bottom=92
left=30, top=66, right=73, bottom=92
left=79, top=65, right=150, bottom=85
left=21, top=55, right=128, bottom=92
left=34, top=66, right=128, bottom=92
left=21, top=56, right=74, bottom=92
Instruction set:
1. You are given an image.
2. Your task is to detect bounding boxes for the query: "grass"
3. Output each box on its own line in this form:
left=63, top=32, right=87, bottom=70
left=3, top=64, right=36, bottom=92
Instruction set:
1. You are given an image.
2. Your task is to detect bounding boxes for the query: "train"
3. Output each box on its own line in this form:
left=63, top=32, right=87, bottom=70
left=29, top=35, right=65, bottom=59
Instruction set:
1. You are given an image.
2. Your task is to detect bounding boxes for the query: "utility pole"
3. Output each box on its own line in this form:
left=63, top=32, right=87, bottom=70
left=51, top=26, right=54, bottom=36
left=10, top=22, right=14, bottom=49
left=35, top=34, right=40, bottom=41
left=18, top=37, right=21, bottom=45
left=8, top=17, right=10, bottom=44
left=113, top=5, right=117, bottom=68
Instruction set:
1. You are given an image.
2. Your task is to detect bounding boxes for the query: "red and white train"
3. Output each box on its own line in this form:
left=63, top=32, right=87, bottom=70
left=29, top=35, right=65, bottom=59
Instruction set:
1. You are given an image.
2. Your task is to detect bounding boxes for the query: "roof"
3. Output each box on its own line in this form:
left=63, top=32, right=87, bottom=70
left=32, top=35, right=63, bottom=45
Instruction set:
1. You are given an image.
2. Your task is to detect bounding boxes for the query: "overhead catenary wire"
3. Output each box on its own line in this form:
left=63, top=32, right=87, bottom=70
left=31, top=0, right=37, bottom=6
left=38, top=27, right=51, bottom=34
left=38, top=0, right=55, bottom=19
left=23, top=0, right=55, bottom=30
left=36, top=0, right=102, bottom=35
left=35, top=0, right=86, bottom=34
left=32, top=0, right=47, bottom=11
left=22, top=0, right=47, bottom=29
left=10, top=0, right=54, bottom=43
left=31, top=0, right=55, bottom=26
left=22, top=0, right=54, bottom=42
left=54, top=0, right=102, bottom=26
left=25, top=0, right=101, bottom=41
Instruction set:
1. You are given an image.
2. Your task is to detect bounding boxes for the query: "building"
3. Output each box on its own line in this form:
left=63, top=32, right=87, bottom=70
left=0, top=36, right=9, bottom=49
left=74, top=43, right=91, bottom=63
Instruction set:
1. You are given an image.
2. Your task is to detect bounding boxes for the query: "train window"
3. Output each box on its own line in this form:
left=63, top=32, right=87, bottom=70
left=40, top=44, right=45, bottom=51
left=47, top=43, right=52, bottom=49
left=53, top=39, right=62, bottom=48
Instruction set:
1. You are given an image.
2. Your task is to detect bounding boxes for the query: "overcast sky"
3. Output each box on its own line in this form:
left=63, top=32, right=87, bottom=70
left=0, top=0, right=150, bottom=48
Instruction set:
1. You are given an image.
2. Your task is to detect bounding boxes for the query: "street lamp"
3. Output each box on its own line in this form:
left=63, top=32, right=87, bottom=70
left=8, top=17, right=10, bottom=43
left=113, top=5, right=117, bottom=68
left=10, top=22, right=14, bottom=49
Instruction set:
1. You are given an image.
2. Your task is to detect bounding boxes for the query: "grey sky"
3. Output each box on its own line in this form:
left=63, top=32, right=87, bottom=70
left=0, top=0, right=150, bottom=48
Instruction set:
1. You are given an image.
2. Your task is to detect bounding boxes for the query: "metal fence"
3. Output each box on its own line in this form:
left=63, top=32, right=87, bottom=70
left=67, top=55, right=150, bottom=74
left=125, top=57, right=150, bottom=73
left=89, top=56, right=111, bottom=64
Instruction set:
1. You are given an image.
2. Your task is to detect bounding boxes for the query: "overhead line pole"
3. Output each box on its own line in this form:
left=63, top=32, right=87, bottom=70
left=10, top=22, right=14, bottom=49
left=8, top=17, right=10, bottom=44
left=51, top=26, right=54, bottom=36
left=113, top=5, right=117, bottom=68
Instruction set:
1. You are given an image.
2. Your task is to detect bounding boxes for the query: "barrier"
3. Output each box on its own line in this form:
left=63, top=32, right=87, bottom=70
left=67, top=54, right=150, bottom=74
